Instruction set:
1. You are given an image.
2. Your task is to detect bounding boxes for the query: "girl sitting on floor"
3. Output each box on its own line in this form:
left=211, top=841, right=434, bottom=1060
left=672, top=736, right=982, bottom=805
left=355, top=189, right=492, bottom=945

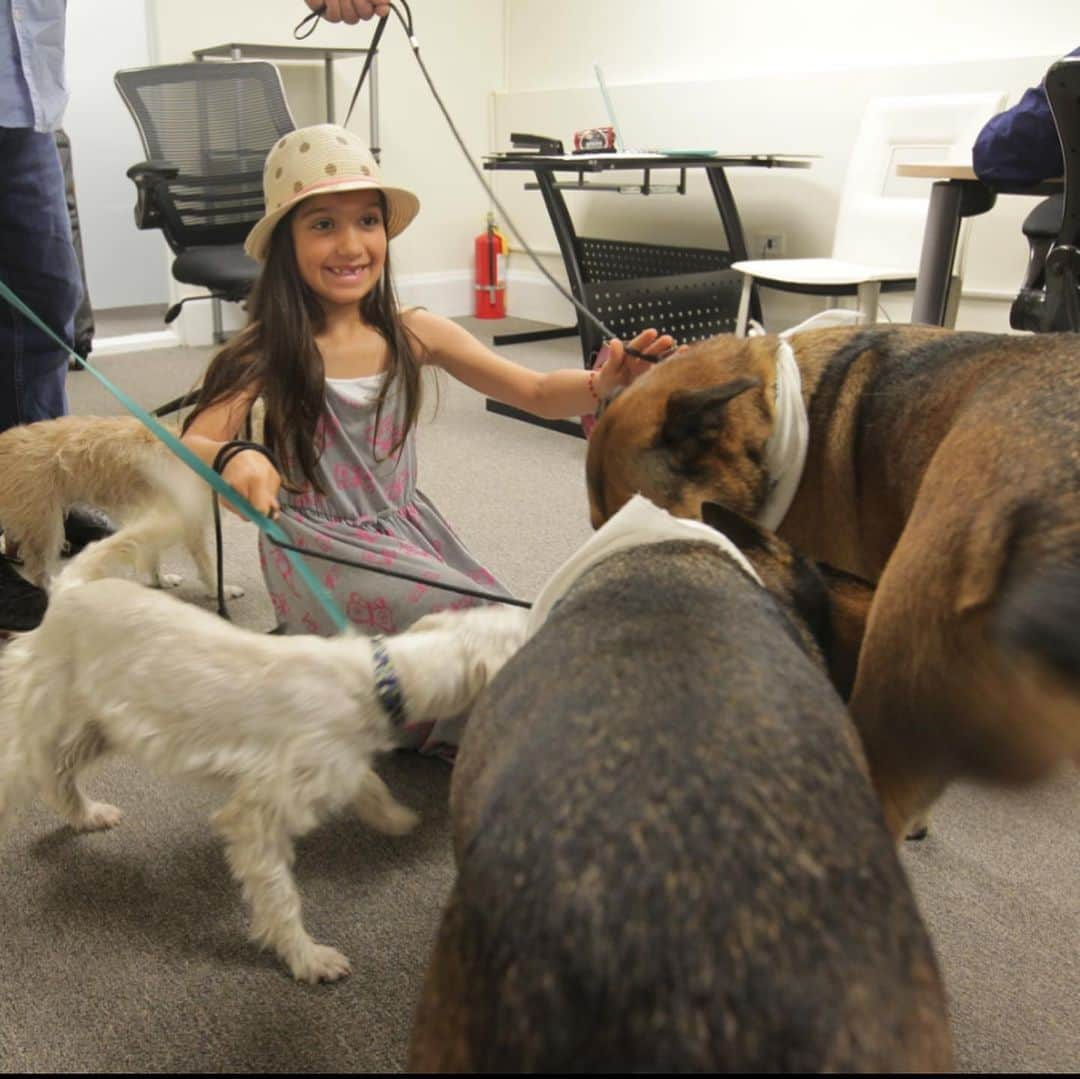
left=181, top=124, right=673, bottom=752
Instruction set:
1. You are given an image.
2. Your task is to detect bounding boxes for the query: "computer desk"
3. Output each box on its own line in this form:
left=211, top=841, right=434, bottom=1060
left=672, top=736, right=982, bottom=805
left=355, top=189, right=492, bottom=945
left=483, top=151, right=814, bottom=435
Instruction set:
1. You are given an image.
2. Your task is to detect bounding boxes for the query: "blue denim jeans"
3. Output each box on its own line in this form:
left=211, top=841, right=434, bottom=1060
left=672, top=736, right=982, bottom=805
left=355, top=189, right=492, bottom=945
left=0, top=127, right=82, bottom=432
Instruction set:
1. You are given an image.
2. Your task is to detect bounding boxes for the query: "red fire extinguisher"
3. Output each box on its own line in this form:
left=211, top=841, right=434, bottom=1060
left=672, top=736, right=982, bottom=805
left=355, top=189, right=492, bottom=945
left=474, top=213, right=508, bottom=319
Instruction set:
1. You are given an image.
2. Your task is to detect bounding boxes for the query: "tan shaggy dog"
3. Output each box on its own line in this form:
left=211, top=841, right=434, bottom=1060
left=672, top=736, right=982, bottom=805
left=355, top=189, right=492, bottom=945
left=0, top=414, right=231, bottom=595
left=586, top=325, right=1080, bottom=839
left=0, top=569, right=528, bottom=983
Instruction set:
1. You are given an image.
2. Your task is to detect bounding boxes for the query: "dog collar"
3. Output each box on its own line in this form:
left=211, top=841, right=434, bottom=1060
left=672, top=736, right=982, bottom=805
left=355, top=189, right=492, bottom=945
left=526, top=494, right=763, bottom=636
left=757, top=338, right=809, bottom=531
left=371, top=636, right=408, bottom=728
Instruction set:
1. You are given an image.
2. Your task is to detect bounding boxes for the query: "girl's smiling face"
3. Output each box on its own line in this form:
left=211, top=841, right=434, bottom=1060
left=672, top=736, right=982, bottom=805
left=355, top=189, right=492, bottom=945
left=289, top=188, right=388, bottom=313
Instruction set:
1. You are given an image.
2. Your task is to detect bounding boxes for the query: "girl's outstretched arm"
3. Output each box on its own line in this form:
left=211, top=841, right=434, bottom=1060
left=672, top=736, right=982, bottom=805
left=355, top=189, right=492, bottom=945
left=181, top=392, right=283, bottom=520
left=406, top=309, right=675, bottom=420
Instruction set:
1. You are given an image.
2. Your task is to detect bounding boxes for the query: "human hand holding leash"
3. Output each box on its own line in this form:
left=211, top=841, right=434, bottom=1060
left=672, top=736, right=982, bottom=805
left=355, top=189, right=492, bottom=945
left=304, top=0, right=390, bottom=22
left=593, top=329, right=679, bottom=399
left=217, top=447, right=282, bottom=521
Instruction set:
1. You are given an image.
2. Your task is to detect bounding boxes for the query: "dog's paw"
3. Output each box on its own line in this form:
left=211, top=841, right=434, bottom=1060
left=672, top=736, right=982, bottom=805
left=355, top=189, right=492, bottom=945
left=374, top=802, right=420, bottom=836
left=155, top=573, right=183, bottom=590
left=289, top=944, right=352, bottom=984
left=905, top=820, right=930, bottom=841
left=200, top=582, right=245, bottom=600
left=73, top=801, right=123, bottom=832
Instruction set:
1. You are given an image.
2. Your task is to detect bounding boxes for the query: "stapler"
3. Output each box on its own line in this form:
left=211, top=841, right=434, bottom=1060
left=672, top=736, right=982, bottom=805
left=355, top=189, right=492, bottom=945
left=509, top=132, right=565, bottom=155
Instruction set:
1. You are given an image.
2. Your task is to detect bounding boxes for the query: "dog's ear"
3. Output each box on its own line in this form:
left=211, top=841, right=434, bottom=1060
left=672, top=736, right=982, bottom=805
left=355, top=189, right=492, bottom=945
left=700, top=501, right=771, bottom=552
left=657, top=377, right=761, bottom=467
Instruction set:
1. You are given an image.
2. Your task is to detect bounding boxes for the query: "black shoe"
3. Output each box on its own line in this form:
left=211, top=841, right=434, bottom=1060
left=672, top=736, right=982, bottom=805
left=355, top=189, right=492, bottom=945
left=0, top=557, right=47, bottom=633
left=62, top=506, right=115, bottom=556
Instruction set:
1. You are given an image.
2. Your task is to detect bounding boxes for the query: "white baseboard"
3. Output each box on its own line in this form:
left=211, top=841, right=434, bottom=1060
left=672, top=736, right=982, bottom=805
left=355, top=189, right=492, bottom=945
left=502, top=269, right=576, bottom=327
left=396, top=270, right=472, bottom=316
left=99, top=272, right=1018, bottom=350
left=91, top=328, right=182, bottom=356
left=161, top=268, right=577, bottom=348
left=398, top=268, right=577, bottom=326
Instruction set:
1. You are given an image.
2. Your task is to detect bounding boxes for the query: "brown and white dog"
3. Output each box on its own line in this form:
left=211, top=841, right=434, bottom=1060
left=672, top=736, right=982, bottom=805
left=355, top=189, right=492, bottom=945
left=409, top=497, right=947, bottom=1071
left=586, top=325, right=1080, bottom=839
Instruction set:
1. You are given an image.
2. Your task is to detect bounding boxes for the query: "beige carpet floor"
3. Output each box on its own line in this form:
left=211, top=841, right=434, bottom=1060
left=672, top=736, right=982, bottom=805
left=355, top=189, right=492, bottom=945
left=0, top=319, right=1076, bottom=1072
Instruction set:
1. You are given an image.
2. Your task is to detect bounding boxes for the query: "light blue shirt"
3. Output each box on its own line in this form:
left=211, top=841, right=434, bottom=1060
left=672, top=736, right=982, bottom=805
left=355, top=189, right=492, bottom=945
left=0, top=0, right=68, bottom=132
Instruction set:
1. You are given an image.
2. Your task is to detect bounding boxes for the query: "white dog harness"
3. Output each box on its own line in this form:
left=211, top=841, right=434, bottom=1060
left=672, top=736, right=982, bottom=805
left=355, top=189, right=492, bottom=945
left=754, top=309, right=863, bottom=531
left=757, top=338, right=809, bottom=532
left=526, top=495, right=763, bottom=637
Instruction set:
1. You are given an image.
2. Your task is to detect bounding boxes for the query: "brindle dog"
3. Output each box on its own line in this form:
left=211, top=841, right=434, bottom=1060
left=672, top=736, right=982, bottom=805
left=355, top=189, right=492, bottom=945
left=586, top=325, right=1080, bottom=838
left=408, top=504, right=948, bottom=1072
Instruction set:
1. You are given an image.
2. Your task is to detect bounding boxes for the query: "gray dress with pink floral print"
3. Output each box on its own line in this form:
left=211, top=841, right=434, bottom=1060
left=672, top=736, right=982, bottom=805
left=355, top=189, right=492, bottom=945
left=258, top=372, right=511, bottom=755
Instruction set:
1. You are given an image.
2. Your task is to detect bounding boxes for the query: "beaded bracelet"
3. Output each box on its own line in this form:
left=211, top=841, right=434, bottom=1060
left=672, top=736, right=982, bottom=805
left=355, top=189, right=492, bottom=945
left=587, top=368, right=600, bottom=402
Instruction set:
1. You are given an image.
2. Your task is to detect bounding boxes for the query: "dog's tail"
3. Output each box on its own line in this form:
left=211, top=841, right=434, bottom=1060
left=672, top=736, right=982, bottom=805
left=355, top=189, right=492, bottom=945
left=50, top=503, right=185, bottom=597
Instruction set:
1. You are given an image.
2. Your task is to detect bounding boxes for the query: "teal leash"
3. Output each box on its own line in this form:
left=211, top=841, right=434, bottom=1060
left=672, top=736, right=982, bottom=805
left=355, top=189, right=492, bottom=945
left=0, top=277, right=350, bottom=634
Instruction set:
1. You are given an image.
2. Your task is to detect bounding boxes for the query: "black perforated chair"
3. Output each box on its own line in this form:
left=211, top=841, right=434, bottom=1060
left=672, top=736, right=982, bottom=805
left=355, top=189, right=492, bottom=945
left=1010, top=57, right=1080, bottom=332
left=574, top=237, right=745, bottom=367
left=114, top=61, right=295, bottom=346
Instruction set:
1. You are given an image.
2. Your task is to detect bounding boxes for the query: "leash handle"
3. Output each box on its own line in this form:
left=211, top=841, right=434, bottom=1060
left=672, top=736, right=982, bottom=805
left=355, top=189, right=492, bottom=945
left=0, top=276, right=351, bottom=635
left=343, top=14, right=389, bottom=129
left=294, top=4, right=325, bottom=39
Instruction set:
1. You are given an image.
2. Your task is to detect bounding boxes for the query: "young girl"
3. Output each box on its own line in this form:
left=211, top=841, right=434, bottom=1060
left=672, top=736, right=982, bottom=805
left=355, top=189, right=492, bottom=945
left=181, top=124, right=673, bottom=749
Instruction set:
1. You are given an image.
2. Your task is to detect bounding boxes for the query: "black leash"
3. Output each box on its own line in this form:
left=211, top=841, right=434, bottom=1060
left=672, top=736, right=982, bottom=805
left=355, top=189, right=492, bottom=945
left=209, top=439, right=532, bottom=619
left=211, top=439, right=276, bottom=619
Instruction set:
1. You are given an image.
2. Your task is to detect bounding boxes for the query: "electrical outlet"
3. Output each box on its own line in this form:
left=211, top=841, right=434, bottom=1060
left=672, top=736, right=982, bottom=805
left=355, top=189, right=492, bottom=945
left=759, top=232, right=785, bottom=257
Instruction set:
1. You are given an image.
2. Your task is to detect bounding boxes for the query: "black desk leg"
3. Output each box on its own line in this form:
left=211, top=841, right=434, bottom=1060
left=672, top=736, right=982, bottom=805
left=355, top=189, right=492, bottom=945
left=705, top=166, right=748, bottom=261
left=493, top=325, right=579, bottom=347
left=705, top=165, right=761, bottom=324
left=912, top=179, right=997, bottom=326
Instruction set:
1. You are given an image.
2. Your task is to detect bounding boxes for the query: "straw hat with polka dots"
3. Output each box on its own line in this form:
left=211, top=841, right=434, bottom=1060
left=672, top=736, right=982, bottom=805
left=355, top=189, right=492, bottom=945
left=244, top=124, right=420, bottom=262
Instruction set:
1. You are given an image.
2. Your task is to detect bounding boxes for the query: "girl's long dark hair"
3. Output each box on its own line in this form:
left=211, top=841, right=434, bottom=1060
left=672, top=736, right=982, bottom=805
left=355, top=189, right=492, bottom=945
left=182, top=195, right=425, bottom=495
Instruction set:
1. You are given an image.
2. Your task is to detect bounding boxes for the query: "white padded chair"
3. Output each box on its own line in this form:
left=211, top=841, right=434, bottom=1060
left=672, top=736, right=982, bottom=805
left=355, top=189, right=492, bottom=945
left=733, top=91, right=1007, bottom=334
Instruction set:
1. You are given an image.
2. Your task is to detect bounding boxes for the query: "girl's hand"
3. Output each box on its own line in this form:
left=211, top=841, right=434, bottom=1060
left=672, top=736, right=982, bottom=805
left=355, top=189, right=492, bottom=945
left=219, top=449, right=283, bottom=521
left=593, top=328, right=678, bottom=398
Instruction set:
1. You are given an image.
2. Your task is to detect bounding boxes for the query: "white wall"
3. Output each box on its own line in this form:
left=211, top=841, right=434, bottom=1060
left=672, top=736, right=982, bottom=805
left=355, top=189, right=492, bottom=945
left=65, top=0, right=171, bottom=312
left=497, top=0, right=1080, bottom=332
left=66, top=0, right=1080, bottom=335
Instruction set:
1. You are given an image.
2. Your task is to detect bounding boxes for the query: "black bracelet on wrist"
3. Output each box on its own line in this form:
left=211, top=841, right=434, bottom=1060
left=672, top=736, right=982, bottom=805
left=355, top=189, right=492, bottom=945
left=211, top=439, right=281, bottom=476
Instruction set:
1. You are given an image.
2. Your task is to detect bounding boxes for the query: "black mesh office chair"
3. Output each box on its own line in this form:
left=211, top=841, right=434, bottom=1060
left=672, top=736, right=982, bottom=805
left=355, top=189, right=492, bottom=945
left=114, top=61, right=295, bottom=347
left=1010, top=56, right=1080, bottom=332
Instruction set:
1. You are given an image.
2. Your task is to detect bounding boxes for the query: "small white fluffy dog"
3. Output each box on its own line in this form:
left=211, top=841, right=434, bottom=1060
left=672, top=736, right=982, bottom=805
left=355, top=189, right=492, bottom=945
left=0, top=574, right=528, bottom=982
left=0, top=414, right=231, bottom=595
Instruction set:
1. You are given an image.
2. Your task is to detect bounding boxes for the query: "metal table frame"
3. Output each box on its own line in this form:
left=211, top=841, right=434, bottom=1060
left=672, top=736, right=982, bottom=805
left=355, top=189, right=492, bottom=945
left=898, top=163, right=1063, bottom=325
left=483, top=151, right=813, bottom=434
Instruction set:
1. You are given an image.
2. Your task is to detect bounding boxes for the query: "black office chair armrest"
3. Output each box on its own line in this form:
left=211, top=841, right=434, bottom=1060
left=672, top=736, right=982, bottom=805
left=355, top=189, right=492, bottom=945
left=1042, top=243, right=1080, bottom=331
left=126, top=159, right=180, bottom=181
left=125, top=160, right=182, bottom=235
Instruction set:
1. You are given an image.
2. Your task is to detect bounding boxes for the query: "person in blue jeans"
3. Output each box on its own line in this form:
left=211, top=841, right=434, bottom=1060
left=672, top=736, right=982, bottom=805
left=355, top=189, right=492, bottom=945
left=0, top=0, right=111, bottom=632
